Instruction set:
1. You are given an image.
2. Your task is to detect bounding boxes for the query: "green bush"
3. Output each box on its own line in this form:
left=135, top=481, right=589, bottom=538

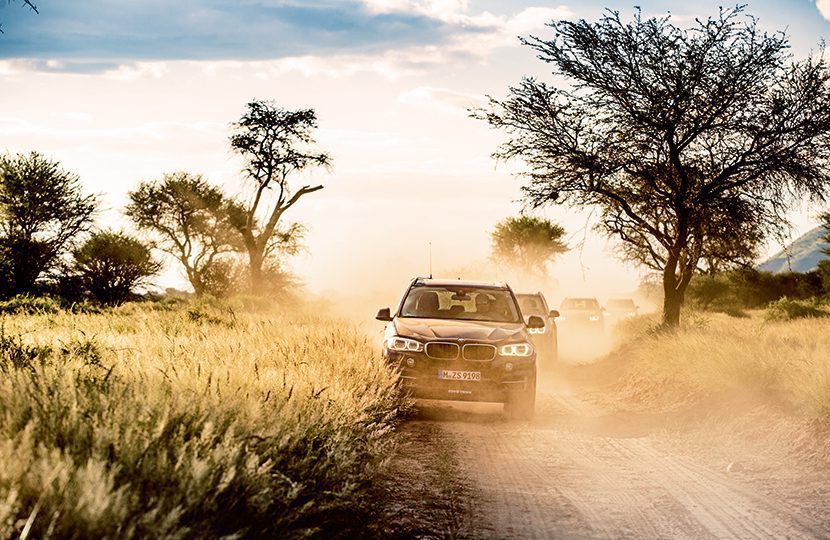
left=0, top=294, right=61, bottom=315
left=765, top=297, right=830, bottom=321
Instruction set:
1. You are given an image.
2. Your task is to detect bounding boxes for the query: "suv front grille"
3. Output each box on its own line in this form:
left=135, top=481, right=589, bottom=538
left=425, top=342, right=459, bottom=359
left=462, top=344, right=496, bottom=361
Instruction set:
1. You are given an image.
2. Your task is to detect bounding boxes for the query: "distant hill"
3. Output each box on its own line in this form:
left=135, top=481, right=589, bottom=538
left=758, top=226, right=830, bottom=273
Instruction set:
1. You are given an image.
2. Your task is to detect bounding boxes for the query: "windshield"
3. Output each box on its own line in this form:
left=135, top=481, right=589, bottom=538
left=400, top=285, right=521, bottom=323
left=517, top=295, right=546, bottom=316
left=608, top=299, right=636, bottom=309
left=561, top=298, right=600, bottom=310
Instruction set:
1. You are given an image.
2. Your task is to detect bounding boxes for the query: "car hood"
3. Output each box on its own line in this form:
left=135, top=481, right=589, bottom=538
left=394, top=317, right=526, bottom=343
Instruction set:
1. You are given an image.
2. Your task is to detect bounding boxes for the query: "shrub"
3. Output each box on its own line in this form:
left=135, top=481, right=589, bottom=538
left=0, top=294, right=61, bottom=315
left=68, top=231, right=161, bottom=305
left=765, top=298, right=830, bottom=321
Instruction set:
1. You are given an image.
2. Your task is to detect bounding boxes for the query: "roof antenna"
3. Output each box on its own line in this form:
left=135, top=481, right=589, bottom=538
left=429, top=242, right=433, bottom=279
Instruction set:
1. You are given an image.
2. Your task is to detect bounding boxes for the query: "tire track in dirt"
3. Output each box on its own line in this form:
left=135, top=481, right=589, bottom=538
left=417, top=388, right=828, bottom=539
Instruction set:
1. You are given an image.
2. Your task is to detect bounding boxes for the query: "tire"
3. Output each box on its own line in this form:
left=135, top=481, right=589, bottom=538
left=504, top=370, right=536, bottom=420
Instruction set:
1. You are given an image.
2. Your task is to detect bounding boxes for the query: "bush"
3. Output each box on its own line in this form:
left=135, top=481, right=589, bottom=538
left=687, top=268, right=828, bottom=313
left=765, top=297, right=830, bottom=321
left=0, top=294, right=61, bottom=315
left=68, top=231, right=161, bottom=305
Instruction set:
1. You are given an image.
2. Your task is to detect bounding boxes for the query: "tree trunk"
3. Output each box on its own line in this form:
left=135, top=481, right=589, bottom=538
left=247, top=247, right=265, bottom=292
left=662, top=286, right=682, bottom=327
left=662, top=261, right=682, bottom=328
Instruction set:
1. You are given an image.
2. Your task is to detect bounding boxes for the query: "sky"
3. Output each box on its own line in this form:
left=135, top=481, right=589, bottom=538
left=1, top=0, right=830, bottom=305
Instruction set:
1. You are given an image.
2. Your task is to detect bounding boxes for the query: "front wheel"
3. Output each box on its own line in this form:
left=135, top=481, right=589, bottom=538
left=504, top=371, right=536, bottom=420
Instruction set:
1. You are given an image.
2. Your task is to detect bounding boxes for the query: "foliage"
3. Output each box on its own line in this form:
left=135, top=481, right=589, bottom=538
left=819, top=211, right=830, bottom=259
left=229, top=100, right=329, bottom=290
left=0, top=294, right=61, bottom=315
left=490, top=215, right=567, bottom=276
left=687, top=268, right=826, bottom=312
left=0, top=305, right=405, bottom=538
left=477, top=7, right=830, bottom=326
left=765, top=297, right=830, bottom=321
left=126, top=172, right=241, bottom=297
left=0, top=152, right=96, bottom=297
left=611, top=313, right=830, bottom=421
left=68, top=230, right=161, bottom=305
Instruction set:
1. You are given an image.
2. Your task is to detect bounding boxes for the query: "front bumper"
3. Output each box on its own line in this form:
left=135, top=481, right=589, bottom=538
left=384, top=349, right=535, bottom=403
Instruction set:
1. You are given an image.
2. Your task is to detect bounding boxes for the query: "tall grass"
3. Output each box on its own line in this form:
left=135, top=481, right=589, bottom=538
left=0, top=301, right=404, bottom=538
left=610, top=313, right=830, bottom=423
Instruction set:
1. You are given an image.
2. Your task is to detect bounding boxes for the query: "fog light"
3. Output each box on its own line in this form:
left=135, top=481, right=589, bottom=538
left=505, top=362, right=514, bottom=372
left=405, top=357, right=416, bottom=367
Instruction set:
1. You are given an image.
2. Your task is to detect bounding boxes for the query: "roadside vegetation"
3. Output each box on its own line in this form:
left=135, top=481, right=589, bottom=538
left=607, top=310, right=830, bottom=437
left=0, top=299, right=404, bottom=538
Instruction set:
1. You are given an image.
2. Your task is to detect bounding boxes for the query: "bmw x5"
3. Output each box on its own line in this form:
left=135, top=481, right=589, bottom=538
left=376, top=278, right=544, bottom=420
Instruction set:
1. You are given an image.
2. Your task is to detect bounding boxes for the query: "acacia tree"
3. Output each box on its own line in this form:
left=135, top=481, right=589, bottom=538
left=0, top=152, right=96, bottom=296
left=229, top=100, right=330, bottom=290
left=477, top=7, right=830, bottom=326
left=126, top=172, right=241, bottom=297
left=69, top=230, right=161, bottom=305
left=491, top=215, right=567, bottom=277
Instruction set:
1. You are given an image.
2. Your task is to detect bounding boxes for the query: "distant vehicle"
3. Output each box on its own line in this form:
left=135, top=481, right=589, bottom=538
left=376, top=278, right=543, bottom=420
left=606, top=298, right=639, bottom=322
left=558, top=297, right=604, bottom=332
left=515, top=292, right=559, bottom=361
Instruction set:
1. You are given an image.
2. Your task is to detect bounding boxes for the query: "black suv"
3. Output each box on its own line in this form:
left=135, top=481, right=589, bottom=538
left=377, top=278, right=544, bottom=419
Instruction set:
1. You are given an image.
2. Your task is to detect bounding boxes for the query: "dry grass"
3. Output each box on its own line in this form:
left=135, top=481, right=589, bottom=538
left=610, top=312, right=830, bottom=424
left=0, top=299, right=405, bottom=538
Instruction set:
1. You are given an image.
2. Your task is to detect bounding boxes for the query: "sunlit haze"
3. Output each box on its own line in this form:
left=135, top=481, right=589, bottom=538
left=2, top=0, right=829, bottom=303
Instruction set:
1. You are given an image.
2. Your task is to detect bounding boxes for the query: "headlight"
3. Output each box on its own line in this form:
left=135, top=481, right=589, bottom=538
left=528, top=326, right=546, bottom=334
left=500, top=343, right=533, bottom=357
left=589, top=315, right=600, bottom=321
left=386, top=336, right=423, bottom=352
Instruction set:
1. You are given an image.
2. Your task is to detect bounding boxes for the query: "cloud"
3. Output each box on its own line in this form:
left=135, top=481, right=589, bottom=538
left=0, top=2, right=574, bottom=72
left=0, top=2, right=577, bottom=80
left=0, top=0, right=463, bottom=63
left=819, top=0, right=830, bottom=21
left=398, top=86, right=486, bottom=115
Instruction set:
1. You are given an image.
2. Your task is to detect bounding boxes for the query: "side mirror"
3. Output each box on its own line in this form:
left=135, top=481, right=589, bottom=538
left=527, top=315, right=545, bottom=329
left=549, top=310, right=560, bottom=318
left=376, top=307, right=393, bottom=322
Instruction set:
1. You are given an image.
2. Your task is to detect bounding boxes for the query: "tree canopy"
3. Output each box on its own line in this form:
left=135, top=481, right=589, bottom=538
left=126, top=172, right=241, bottom=297
left=229, top=100, right=330, bottom=291
left=491, top=215, right=568, bottom=276
left=0, top=152, right=96, bottom=297
left=69, top=230, right=160, bottom=305
left=477, top=7, right=830, bottom=326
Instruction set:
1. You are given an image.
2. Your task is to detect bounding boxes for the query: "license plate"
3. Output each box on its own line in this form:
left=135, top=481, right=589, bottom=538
left=438, top=370, right=481, bottom=381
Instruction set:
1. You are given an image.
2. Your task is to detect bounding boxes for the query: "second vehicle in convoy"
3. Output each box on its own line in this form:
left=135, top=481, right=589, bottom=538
left=515, top=292, right=559, bottom=362
left=377, top=278, right=543, bottom=419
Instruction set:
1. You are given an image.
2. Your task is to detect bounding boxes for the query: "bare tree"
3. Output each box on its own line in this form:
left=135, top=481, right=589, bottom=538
left=229, top=100, right=330, bottom=291
left=477, top=7, right=830, bottom=327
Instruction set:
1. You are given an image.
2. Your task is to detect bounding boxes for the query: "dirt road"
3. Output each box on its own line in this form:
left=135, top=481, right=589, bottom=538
left=381, top=369, right=830, bottom=539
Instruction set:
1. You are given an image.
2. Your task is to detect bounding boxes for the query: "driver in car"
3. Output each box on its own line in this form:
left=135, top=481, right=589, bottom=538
left=474, top=293, right=493, bottom=318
